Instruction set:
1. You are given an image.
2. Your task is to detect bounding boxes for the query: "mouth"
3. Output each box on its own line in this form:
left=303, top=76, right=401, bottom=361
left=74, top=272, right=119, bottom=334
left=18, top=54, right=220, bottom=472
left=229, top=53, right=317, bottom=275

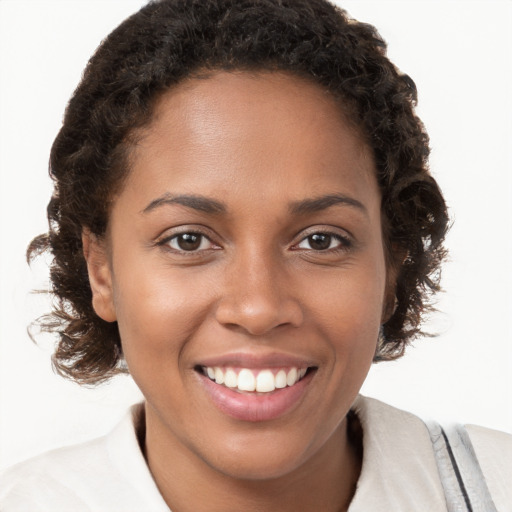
left=197, top=365, right=314, bottom=393
left=194, top=361, right=317, bottom=422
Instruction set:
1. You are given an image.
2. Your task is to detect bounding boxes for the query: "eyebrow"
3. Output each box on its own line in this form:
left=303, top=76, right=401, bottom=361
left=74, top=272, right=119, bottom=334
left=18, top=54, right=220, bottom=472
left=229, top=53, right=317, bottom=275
left=141, top=193, right=227, bottom=215
left=141, top=192, right=367, bottom=217
left=289, top=194, right=367, bottom=216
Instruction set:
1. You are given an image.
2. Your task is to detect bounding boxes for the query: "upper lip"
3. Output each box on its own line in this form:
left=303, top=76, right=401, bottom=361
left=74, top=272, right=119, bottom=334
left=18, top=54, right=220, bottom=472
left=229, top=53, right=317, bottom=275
left=196, top=352, right=317, bottom=369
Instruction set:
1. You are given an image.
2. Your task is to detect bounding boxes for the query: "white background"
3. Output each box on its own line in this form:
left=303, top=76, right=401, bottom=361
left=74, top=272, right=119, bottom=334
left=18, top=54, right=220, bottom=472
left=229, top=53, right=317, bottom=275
left=0, top=0, right=511, bottom=470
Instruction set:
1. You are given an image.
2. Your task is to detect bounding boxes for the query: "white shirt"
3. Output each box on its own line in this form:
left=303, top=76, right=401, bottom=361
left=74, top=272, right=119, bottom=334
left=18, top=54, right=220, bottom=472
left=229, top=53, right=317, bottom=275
left=1, top=396, right=510, bottom=511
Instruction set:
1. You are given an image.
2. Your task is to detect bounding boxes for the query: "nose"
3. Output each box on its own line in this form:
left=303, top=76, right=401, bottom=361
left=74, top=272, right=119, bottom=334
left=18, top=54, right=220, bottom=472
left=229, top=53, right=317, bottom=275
left=214, top=249, right=304, bottom=336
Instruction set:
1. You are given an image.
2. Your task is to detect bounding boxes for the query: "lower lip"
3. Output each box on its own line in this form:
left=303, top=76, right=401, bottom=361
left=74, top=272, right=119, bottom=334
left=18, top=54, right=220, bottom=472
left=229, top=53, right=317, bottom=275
left=198, top=371, right=314, bottom=422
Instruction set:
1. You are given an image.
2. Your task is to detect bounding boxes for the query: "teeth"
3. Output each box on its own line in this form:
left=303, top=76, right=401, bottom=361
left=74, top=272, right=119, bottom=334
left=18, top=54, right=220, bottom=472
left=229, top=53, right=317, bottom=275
left=286, top=368, right=298, bottom=386
left=214, top=367, right=224, bottom=385
left=224, top=369, right=238, bottom=388
left=238, top=369, right=256, bottom=391
left=203, top=366, right=309, bottom=393
left=275, top=370, right=287, bottom=389
left=256, top=370, right=275, bottom=392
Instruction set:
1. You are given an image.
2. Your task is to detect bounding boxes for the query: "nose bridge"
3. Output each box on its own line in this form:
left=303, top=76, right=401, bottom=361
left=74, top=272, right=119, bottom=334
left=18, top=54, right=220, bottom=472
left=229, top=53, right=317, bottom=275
left=240, top=248, right=281, bottom=308
left=215, top=241, right=303, bottom=335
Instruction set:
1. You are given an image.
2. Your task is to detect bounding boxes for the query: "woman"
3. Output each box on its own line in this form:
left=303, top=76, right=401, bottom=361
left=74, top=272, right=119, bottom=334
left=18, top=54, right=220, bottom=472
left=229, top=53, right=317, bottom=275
left=1, top=0, right=510, bottom=510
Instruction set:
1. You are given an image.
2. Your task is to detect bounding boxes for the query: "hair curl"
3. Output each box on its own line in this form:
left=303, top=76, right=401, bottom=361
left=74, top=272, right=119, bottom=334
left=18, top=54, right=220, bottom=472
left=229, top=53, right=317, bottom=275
left=28, top=0, right=449, bottom=384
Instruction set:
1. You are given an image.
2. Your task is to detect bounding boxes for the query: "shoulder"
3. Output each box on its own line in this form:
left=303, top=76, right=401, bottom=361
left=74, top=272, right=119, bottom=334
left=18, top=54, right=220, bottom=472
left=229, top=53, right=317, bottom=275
left=349, top=395, right=448, bottom=511
left=354, top=394, right=512, bottom=455
left=466, top=423, right=512, bottom=511
left=0, top=435, right=113, bottom=511
left=349, top=396, right=512, bottom=512
left=0, top=403, right=169, bottom=512
left=466, top=422, right=512, bottom=471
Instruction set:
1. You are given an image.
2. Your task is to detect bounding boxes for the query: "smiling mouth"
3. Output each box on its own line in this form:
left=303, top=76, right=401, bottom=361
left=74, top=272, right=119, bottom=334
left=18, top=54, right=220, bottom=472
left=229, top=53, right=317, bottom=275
left=197, top=366, right=315, bottom=393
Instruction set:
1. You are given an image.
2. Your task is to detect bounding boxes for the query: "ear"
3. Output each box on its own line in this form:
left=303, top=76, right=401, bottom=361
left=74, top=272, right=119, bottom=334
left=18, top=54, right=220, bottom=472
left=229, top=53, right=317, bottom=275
left=82, top=229, right=117, bottom=322
left=381, top=245, right=407, bottom=324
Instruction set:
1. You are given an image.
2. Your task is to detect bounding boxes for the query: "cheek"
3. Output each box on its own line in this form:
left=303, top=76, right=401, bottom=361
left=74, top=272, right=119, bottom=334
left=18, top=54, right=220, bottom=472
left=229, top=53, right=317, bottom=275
left=302, top=257, right=386, bottom=377
left=307, top=262, right=386, bottom=336
left=111, top=262, right=214, bottom=373
left=310, top=291, right=381, bottom=418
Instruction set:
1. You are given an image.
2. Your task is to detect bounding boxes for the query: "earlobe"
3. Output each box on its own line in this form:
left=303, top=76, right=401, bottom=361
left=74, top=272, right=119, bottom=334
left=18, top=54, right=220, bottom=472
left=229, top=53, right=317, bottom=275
left=82, top=229, right=117, bottom=322
left=381, top=292, right=398, bottom=324
left=381, top=246, right=407, bottom=324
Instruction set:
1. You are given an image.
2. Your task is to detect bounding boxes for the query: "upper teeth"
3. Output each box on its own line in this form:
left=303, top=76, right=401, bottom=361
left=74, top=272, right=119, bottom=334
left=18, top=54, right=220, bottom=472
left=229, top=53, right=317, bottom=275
left=204, top=367, right=307, bottom=393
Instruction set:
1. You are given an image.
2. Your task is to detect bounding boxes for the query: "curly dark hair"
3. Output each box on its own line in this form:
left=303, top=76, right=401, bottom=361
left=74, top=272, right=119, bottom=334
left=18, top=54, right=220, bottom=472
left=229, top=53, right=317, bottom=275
left=28, top=0, right=449, bottom=384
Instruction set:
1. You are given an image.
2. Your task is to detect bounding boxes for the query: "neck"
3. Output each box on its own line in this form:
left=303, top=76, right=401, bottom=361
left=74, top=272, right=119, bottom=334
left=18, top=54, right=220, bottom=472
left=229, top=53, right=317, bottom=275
left=140, top=405, right=362, bottom=512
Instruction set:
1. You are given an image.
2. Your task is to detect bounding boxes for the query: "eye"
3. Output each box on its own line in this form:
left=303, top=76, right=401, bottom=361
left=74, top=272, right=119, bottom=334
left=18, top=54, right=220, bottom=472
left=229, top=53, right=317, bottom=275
left=296, top=232, right=350, bottom=251
left=166, top=232, right=216, bottom=252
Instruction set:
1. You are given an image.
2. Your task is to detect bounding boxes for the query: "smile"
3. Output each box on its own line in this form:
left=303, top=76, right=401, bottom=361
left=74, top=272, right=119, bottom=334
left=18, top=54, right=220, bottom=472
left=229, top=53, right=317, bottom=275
left=197, top=362, right=317, bottom=422
left=201, top=366, right=309, bottom=393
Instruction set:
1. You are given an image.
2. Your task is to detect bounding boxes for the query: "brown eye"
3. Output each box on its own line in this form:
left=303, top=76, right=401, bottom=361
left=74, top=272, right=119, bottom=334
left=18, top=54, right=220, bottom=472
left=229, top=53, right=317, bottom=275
left=168, top=233, right=212, bottom=251
left=307, top=233, right=332, bottom=251
left=295, top=232, right=351, bottom=252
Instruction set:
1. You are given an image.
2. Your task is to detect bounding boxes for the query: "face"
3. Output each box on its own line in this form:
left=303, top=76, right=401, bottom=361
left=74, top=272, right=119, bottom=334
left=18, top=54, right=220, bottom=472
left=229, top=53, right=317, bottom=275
left=86, top=71, right=388, bottom=481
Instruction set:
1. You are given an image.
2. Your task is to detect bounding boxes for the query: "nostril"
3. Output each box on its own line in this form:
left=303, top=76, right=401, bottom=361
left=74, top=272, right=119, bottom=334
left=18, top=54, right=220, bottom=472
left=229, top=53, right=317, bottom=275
left=215, top=297, right=304, bottom=335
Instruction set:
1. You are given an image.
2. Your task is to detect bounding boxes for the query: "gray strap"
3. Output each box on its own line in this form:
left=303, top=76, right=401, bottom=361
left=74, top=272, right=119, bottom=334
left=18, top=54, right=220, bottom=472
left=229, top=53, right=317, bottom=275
left=425, top=421, right=498, bottom=512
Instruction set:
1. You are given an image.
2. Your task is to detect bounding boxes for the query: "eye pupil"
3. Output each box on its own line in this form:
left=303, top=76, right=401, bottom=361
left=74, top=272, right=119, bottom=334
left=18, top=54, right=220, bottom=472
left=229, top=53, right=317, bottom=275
left=309, top=233, right=331, bottom=250
left=177, top=233, right=201, bottom=251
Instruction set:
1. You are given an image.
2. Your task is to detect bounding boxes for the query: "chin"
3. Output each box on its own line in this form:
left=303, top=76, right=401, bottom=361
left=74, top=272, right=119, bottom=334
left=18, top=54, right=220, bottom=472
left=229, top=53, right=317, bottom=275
left=196, top=422, right=339, bottom=483
left=205, top=447, right=311, bottom=482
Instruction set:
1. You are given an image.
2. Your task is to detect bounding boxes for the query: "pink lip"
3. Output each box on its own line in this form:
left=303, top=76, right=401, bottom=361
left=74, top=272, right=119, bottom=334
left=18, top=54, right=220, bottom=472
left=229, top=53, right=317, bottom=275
left=197, top=369, right=315, bottom=422
left=197, top=352, right=315, bottom=369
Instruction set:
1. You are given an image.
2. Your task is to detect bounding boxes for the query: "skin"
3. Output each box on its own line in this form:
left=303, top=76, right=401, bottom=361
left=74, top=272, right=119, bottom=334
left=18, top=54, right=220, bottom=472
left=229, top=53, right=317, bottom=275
left=84, top=71, right=392, bottom=512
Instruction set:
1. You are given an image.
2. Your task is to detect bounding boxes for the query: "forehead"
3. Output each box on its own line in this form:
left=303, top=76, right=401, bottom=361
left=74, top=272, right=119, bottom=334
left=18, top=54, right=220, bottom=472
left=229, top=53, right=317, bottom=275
left=123, top=71, right=378, bottom=214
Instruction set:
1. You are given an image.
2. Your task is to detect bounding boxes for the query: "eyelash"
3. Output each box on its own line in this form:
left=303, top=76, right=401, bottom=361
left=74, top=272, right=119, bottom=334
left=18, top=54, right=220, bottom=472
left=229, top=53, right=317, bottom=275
left=157, top=230, right=219, bottom=254
left=157, top=229, right=352, bottom=255
left=292, top=232, right=352, bottom=253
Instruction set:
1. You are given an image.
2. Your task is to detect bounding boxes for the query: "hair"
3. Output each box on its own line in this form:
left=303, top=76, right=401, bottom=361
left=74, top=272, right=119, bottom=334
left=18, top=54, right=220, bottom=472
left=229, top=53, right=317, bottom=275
left=28, top=0, right=449, bottom=384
